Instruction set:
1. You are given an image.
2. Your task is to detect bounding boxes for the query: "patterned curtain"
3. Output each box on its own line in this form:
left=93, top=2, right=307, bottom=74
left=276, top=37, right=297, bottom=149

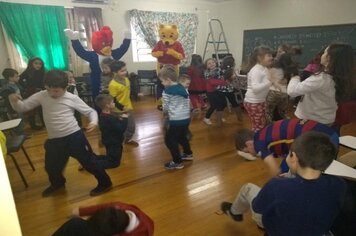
left=129, top=9, right=199, bottom=65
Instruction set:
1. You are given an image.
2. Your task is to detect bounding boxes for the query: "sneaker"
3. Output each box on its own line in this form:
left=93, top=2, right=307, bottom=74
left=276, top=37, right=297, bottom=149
left=125, top=139, right=139, bottom=146
left=220, top=202, right=243, bottom=221
left=164, top=161, right=184, bottom=170
left=181, top=153, right=193, bottom=161
left=237, top=151, right=257, bottom=161
left=89, top=183, right=113, bottom=196
left=222, top=118, right=227, bottom=123
left=42, top=185, right=65, bottom=197
left=203, top=118, right=212, bottom=125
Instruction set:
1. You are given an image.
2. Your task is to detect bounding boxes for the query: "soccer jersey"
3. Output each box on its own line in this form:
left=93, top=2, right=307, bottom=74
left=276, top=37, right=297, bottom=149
left=254, top=119, right=338, bottom=159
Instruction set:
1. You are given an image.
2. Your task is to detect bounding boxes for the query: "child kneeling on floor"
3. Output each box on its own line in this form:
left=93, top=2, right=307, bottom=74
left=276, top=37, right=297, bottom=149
left=95, top=94, right=128, bottom=169
left=221, top=131, right=346, bottom=236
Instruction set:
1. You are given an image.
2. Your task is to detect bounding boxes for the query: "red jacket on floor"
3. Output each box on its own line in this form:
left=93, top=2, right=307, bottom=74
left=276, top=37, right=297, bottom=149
left=78, top=201, right=154, bottom=236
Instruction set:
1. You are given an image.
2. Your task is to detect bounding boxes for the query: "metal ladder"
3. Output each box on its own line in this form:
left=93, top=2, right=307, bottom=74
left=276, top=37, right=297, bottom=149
left=203, top=19, right=230, bottom=64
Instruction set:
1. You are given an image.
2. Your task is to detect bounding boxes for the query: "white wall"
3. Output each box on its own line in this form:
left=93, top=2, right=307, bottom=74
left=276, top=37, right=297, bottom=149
left=0, top=27, right=10, bottom=72
left=218, top=0, right=356, bottom=68
left=0, top=147, right=22, bottom=236
left=1, top=0, right=356, bottom=73
left=0, top=0, right=219, bottom=73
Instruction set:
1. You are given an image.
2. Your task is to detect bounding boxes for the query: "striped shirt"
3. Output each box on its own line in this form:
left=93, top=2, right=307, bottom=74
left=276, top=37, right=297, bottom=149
left=254, top=119, right=338, bottom=159
left=162, top=84, right=190, bottom=126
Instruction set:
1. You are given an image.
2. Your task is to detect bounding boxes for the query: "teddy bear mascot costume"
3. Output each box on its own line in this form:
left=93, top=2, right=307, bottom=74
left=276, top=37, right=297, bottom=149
left=64, top=27, right=131, bottom=97
left=151, top=24, right=185, bottom=109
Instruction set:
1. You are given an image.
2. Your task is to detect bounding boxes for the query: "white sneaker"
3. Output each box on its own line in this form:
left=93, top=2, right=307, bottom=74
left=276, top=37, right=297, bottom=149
left=203, top=118, right=212, bottom=125
left=222, top=118, right=226, bottom=123
left=237, top=151, right=257, bottom=161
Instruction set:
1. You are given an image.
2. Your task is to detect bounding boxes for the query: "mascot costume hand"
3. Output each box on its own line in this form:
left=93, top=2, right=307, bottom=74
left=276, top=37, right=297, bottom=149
left=151, top=24, right=185, bottom=75
left=64, top=26, right=131, bottom=97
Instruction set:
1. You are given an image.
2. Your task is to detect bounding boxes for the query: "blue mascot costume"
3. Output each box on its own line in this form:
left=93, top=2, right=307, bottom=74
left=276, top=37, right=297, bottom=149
left=64, top=26, right=130, bottom=97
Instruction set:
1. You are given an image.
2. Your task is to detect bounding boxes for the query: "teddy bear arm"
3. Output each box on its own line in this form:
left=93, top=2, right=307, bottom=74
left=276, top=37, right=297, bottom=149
left=152, top=51, right=164, bottom=58
left=166, top=48, right=184, bottom=60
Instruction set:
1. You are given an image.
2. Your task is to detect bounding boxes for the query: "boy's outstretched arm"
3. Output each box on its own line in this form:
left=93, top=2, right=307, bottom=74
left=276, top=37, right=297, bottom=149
left=9, top=92, right=41, bottom=113
left=74, top=96, right=98, bottom=132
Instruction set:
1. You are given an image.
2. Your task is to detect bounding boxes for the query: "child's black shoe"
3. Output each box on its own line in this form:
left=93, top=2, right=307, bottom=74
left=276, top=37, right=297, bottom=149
left=90, top=183, right=112, bottom=196
left=42, top=184, right=65, bottom=197
left=220, top=202, right=243, bottom=221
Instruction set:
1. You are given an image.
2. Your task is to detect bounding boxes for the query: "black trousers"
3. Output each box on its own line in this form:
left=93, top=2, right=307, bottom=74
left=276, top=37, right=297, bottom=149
left=44, top=130, right=111, bottom=187
left=223, top=91, right=239, bottom=107
left=205, top=92, right=227, bottom=119
left=96, top=144, right=123, bottom=169
left=52, top=217, right=92, bottom=236
left=164, top=124, right=192, bottom=163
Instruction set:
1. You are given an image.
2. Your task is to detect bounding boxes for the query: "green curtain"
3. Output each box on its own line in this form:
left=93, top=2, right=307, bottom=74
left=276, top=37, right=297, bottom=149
left=0, top=2, right=68, bottom=70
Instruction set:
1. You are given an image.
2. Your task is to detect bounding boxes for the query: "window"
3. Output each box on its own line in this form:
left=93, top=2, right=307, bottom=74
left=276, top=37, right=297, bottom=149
left=130, top=22, right=156, bottom=62
left=78, top=23, right=88, bottom=49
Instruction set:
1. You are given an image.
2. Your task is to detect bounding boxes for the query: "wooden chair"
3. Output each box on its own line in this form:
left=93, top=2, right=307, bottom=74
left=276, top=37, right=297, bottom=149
left=6, top=134, right=35, bottom=188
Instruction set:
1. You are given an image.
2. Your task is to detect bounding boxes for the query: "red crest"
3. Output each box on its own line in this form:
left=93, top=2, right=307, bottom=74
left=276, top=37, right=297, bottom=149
left=92, top=26, right=113, bottom=54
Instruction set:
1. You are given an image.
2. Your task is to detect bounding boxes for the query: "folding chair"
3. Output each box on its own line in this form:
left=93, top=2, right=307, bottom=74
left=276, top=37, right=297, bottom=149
left=6, top=134, right=35, bottom=188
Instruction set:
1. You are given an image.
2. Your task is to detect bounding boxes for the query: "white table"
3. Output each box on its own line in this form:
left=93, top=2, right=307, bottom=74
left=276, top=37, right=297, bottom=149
left=340, top=135, right=356, bottom=150
left=324, top=160, right=356, bottom=181
left=0, top=149, right=22, bottom=236
left=0, top=119, right=22, bottom=131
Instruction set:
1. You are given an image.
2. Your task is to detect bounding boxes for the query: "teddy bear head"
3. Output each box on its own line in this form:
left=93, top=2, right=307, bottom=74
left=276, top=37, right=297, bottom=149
left=158, top=24, right=179, bottom=46
left=92, top=26, right=113, bottom=56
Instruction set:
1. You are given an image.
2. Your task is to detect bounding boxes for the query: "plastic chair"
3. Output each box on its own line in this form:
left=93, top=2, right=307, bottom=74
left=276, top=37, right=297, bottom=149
left=137, top=70, right=157, bottom=96
left=333, top=100, right=356, bottom=133
left=6, top=134, right=35, bottom=188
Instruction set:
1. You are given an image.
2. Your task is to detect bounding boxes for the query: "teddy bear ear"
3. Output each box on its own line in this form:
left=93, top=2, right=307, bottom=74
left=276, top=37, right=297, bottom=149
left=171, top=25, right=177, bottom=29
left=159, top=24, right=165, bottom=29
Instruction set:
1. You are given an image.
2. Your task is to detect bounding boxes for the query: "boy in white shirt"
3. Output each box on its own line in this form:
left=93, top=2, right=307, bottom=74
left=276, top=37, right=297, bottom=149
left=10, top=70, right=112, bottom=197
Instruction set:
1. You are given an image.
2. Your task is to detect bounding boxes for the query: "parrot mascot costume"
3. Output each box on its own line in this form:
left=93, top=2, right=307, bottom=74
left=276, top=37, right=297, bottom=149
left=64, top=26, right=131, bottom=97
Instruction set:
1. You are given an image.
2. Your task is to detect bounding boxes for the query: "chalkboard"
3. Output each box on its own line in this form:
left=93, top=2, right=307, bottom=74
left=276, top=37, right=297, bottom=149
left=242, top=24, right=356, bottom=67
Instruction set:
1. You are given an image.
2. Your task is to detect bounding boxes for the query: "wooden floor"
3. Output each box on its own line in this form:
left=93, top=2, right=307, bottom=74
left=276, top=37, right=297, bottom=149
left=5, top=96, right=356, bottom=236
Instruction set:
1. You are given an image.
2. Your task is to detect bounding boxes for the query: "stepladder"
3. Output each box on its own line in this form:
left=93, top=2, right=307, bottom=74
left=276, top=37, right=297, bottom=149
left=203, top=19, right=230, bottom=64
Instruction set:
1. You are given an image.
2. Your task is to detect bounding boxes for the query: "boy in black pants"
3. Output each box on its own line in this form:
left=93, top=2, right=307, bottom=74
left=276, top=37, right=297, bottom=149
left=159, top=65, right=193, bottom=170
left=95, top=94, right=128, bottom=169
left=10, top=70, right=112, bottom=197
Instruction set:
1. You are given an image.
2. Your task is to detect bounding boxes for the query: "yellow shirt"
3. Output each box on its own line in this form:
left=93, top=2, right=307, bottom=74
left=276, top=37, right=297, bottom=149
left=108, top=77, right=133, bottom=111
left=0, top=131, right=7, bottom=157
